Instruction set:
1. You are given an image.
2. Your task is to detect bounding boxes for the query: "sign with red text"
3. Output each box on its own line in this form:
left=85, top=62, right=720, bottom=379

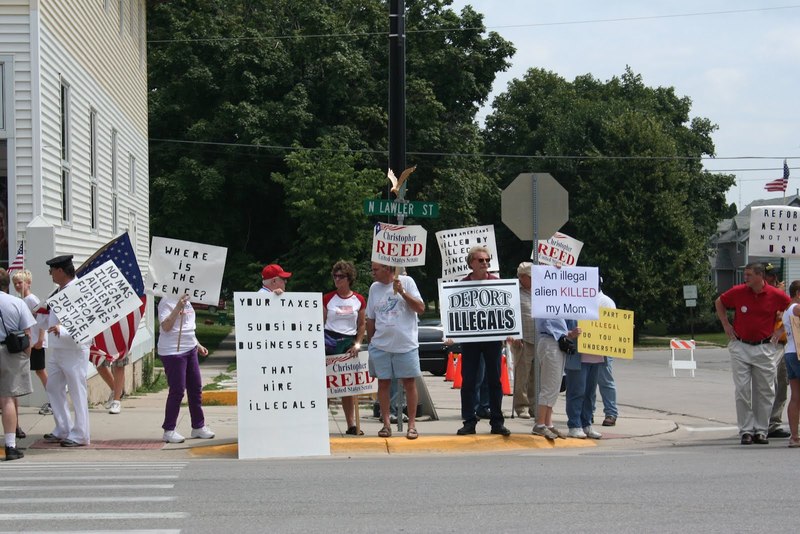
left=749, top=205, right=800, bottom=257
left=326, top=351, right=377, bottom=398
left=535, top=232, right=583, bottom=267
left=146, top=237, right=227, bottom=305
left=439, top=278, right=522, bottom=342
left=371, top=223, right=427, bottom=267
left=436, top=225, right=499, bottom=282
left=234, top=292, right=329, bottom=459
left=577, top=307, right=635, bottom=359
left=531, top=266, right=600, bottom=320
left=47, top=260, right=141, bottom=345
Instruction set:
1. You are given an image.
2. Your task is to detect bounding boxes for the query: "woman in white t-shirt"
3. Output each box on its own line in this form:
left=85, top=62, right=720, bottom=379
left=157, top=294, right=215, bottom=444
left=781, top=280, right=800, bottom=448
left=323, top=261, right=366, bottom=435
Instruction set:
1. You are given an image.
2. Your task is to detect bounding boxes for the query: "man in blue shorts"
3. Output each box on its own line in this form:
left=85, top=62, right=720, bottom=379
left=366, top=263, right=425, bottom=440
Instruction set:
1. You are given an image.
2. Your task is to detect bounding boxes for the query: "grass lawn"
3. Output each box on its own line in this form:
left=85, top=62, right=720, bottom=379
left=638, top=331, right=728, bottom=348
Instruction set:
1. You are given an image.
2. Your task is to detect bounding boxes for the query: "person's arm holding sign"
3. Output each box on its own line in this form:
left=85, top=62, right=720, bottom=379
left=393, top=278, right=425, bottom=315
left=160, top=294, right=190, bottom=332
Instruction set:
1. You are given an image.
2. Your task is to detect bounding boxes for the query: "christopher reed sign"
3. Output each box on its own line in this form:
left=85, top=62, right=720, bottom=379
left=371, top=222, right=427, bottom=267
left=436, top=225, right=499, bottom=282
left=535, top=232, right=583, bottom=267
left=147, top=237, right=227, bottom=306
left=234, top=292, right=330, bottom=459
left=439, top=279, right=522, bottom=342
left=531, top=266, right=600, bottom=320
left=47, top=260, right=141, bottom=345
left=749, top=205, right=800, bottom=257
left=326, top=351, right=377, bottom=398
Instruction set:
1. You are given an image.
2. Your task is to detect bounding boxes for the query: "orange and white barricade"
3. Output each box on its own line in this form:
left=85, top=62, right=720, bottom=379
left=669, top=338, right=696, bottom=377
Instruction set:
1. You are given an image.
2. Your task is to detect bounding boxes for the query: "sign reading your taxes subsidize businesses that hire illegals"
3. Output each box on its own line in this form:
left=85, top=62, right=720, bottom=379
left=439, top=278, right=522, bottom=342
left=371, top=222, right=427, bottom=267
left=234, top=292, right=329, bottom=459
left=749, top=205, right=800, bottom=257
left=47, top=260, right=142, bottom=345
left=326, top=351, right=377, bottom=398
left=531, top=266, right=600, bottom=320
left=146, top=237, right=227, bottom=306
left=435, top=225, right=499, bottom=282
left=577, top=307, right=635, bottom=359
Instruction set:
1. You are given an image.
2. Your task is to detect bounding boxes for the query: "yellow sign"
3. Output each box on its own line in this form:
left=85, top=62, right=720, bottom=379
left=577, top=308, right=635, bottom=359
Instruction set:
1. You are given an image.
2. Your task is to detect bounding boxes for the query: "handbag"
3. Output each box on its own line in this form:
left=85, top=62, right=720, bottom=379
left=0, top=308, right=30, bottom=353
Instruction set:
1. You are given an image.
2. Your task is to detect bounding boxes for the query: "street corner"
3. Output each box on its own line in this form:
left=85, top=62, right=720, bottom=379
left=332, top=433, right=598, bottom=454
left=202, top=390, right=237, bottom=406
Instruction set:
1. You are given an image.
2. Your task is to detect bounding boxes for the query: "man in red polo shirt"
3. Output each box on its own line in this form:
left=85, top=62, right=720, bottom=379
left=715, top=262, right=791, bottom=445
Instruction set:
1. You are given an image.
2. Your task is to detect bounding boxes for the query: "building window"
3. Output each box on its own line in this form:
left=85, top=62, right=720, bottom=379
left=89, top=109, right=98, bottom=230
left=128, top=154, right=136, bottom=195
left=60, top=78, right=71, bottom=223
left=111, top=128, right=118, bottom=233
left=129, top=210, right=137, bottom=250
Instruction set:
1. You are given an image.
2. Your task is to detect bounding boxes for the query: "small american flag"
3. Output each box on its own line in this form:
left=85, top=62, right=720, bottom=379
left=7, top=241, right=24, bottom=273
left=765, top=159, right=790, bottom=192
left=75, top=232, right=146, bottom=366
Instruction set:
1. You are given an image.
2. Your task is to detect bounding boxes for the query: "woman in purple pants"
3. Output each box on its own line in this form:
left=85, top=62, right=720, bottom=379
left=157, top=294, right=215, bottom=443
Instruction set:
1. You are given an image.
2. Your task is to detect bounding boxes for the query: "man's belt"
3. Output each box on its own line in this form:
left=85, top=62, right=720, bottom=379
left=736, top=336, right=772, bottom=346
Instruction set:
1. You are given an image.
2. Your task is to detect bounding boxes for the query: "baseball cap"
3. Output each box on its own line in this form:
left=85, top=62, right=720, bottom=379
left=262, top=264, right=292, bottom=280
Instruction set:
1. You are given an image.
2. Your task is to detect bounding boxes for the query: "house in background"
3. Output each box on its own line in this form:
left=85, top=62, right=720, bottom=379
left=0, top=1, right=151, bottom=404
left=710, top=194, right=800, bottom=294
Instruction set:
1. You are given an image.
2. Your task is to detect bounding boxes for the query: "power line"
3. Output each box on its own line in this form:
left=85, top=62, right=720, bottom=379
left=146, top=5, right=800, bottom=44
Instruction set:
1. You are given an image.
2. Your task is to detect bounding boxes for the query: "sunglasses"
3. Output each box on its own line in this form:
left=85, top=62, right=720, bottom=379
left=332, top=274, right=348, bottom=280
left=475, top=258, right=491, bottom=264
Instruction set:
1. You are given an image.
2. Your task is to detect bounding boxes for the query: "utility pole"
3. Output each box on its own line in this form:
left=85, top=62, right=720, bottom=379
left=388, top=0, right=406, bottom=191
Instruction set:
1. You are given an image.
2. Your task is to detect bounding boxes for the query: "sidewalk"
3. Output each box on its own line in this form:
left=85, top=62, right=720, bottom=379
left=13, top=334, right=720, bottom=461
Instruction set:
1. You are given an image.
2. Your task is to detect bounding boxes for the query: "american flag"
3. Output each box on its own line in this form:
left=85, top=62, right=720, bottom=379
left=7, top=241, right=24, bottom=273
left=765, top=159, right=790, bottom=192
left=75, top=232, right=146, bottom=366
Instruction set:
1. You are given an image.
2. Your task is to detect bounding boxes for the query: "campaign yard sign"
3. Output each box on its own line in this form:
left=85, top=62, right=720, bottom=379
left=577, top=307, right=635, bottom=359
left=436, top=225, right=499, bottom=282
left=371, top=222, right=427, bottom=267
left=47, top=260, right=141, bottom=345
left=535, top=232, right=583, bottom=267
left=326, top=351, right=377, bottom=398
left=749, top=206, right=800, bottom=257
left=439, top=278, right=522, bottom=342
left=147, top=237, right=227, bottom=306
left=531, top=266, right=600, bottom=320
left=234, top=292, right=329, bottom=459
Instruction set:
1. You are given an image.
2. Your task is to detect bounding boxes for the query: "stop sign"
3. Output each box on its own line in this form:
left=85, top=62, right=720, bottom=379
left=501, top=173, right=568, bottom=241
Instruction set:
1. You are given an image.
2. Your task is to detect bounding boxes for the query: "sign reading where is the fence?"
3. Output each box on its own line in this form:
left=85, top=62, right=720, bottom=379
left=147, top=237, right=227, bottom=306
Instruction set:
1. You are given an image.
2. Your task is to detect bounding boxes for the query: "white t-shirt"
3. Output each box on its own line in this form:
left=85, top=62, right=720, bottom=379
left=783, top=303, right=798, bottom=354
left=23, top=293, right=48, bottom=348
left=0, top=292, right=35, bottom=337
left=323, top=291, right=366, bottom=335
left=157, top=297, right=198, bottom=356
left=365, top=275, right=422, bottom=353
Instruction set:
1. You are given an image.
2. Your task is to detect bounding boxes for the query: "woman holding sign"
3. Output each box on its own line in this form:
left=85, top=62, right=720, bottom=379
left=323, top=261, right=367, bottom=435
left=157, top=294, right=215, bottom=443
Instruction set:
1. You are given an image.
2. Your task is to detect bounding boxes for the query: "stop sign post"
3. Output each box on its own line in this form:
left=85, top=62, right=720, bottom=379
left=501, top=173, right=569, bottom=262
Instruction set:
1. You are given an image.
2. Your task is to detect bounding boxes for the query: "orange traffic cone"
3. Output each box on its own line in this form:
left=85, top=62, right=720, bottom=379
left=444, top=352, right=456, bottom=382
left=452, top=353, right=463, bottom=389
left=500, top=353, right=511, bottom=396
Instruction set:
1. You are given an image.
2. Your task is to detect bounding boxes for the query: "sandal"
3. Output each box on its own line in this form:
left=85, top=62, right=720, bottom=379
left=378, top=426, right=392, bottom=438
left=345, top=426, right=364, bottom=436
left=406, top=427, right=418, bottom=440
left=789, top=438, right=800, bottom=448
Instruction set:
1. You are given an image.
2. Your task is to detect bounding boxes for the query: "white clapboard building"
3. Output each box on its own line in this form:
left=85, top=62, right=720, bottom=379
left=0, top=1, right=151, bottom=403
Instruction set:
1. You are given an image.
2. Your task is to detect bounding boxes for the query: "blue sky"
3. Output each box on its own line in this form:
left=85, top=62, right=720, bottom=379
left=448, top=1, right=800, bottom=210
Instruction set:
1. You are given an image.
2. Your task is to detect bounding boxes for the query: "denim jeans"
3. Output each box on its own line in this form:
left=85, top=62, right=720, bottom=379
left=566, top=362, right=601, bottom=429
left=591, top=357, right=618, bottom=418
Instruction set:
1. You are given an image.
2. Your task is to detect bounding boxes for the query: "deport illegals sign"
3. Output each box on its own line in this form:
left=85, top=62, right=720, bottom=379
left=371, top=222, right=427, bottom=267
left=439, top=278, right=522, bottom=342
left=531, top=266, right=600, bottom=320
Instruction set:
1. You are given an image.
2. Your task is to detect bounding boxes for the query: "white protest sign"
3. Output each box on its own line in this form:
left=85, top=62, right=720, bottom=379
left=47, top=260, right=141, bottom=345
left=749, top=205, right=800, bottom=257
left=436, top=225, right=499, bottom=282
left=146, top=237, right=227, bottom=305
left=535, top=232, right=584, bottom=267
left=234, top=292, right=330, bottom=459
left=371, top=223, right=427, bottom=267
left=531, top=266, right=600, bottom=320
left=326, top=351, right=377, bottom=398
left=439, top=279, right=522, bottom=342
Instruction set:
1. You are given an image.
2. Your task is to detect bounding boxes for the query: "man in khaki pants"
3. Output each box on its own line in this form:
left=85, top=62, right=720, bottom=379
left=507, top=262, right=536, bottom=419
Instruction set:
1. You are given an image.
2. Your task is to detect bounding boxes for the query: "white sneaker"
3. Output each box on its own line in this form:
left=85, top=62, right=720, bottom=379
left=38, top=402, right=53, bottom=415
left=568, top=427, right=587, bottom=439
left=583, top=425, right=602, bottom=439
left=103, top=391, right=115, bottom=410
left=162, top=430, right=186, bottom=443
left=108, top=400, right=121, bottom=414
left=190, top=426, right=215, bottom=439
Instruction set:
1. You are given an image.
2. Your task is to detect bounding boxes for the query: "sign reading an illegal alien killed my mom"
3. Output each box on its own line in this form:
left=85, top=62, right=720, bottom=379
left=439, top=279, right=522, bottom=343
left=234, top=292, right=329, bottom=459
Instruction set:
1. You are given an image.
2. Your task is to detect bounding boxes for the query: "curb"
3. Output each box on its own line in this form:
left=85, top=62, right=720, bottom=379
left=202, top=390, right=237, bottom=406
